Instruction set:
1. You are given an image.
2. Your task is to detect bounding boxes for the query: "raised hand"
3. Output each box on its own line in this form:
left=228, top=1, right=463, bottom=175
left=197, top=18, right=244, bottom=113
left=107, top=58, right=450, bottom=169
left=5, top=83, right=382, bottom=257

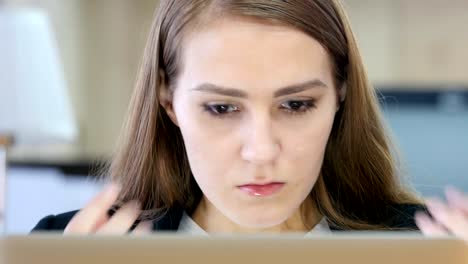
left=64, top=184, right=152, bottom=235
left=415, top=186, right=468, bottom=243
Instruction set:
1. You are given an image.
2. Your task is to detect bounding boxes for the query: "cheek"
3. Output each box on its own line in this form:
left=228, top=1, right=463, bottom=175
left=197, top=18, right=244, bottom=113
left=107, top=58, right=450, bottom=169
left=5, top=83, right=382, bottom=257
left=282, top=110, right=336, bottom=177
left=173, top=102, right=237, bottom=187
left=289, top=121, right=332, bottom=159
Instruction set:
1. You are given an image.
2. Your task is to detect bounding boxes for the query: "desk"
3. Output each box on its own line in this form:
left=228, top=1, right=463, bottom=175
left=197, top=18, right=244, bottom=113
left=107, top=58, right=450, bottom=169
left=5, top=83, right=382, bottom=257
left=7, top=144, right=104, bottom=176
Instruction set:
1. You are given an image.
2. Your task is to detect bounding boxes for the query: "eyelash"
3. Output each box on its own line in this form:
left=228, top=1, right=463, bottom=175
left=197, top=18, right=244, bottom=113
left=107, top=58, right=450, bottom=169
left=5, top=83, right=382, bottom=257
left=202, top=99, right=317, bottom=118
left=280, top=100, right=317, bottom=115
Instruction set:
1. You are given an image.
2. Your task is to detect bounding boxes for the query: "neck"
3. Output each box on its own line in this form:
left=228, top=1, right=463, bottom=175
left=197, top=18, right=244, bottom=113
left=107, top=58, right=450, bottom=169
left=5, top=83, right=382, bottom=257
left=191, top=196, right=321, bottom=234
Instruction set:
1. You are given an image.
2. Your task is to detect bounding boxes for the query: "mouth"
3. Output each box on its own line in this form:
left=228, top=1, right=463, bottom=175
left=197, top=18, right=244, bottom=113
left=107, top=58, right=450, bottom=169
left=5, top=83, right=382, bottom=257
left=237, top=182, right=285, bottom=197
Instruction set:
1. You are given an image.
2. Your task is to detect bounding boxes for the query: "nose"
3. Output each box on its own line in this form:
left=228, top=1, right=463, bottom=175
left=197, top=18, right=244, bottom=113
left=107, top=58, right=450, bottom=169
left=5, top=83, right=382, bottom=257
left=241, top=115, right=280, bottom=164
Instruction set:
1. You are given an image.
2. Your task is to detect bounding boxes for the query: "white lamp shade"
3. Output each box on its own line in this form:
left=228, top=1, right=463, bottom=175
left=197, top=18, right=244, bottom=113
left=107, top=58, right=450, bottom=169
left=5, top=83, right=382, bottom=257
left=0, top=8, right=77, bottom=145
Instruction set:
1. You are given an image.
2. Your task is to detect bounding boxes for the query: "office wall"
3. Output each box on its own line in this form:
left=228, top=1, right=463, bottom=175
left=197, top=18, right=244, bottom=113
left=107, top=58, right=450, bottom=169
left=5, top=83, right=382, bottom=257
left=346, top=0, right=468, bottom=86
left=79, top=0, right=158, bottom=157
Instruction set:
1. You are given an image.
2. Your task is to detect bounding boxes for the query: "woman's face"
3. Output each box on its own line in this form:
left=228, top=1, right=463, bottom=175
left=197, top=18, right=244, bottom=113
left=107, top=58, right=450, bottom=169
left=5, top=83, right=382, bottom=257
left=166, top=18, right=340, bottom=229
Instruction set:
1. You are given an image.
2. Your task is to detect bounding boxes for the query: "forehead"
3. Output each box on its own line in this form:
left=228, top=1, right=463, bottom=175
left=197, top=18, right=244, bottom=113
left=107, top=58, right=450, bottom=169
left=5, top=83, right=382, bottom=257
left=177, top=17, right=335, bottom=93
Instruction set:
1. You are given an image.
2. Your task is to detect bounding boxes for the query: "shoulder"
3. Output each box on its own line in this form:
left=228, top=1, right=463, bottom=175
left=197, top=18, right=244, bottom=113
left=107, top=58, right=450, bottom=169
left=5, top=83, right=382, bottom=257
left=31, top=210, right=79, bottom=232
left=383, top=203, right=428, bottom=230
left=328, top=203, right=428, bottom=231
left=30, top=206, right=185, bottom=233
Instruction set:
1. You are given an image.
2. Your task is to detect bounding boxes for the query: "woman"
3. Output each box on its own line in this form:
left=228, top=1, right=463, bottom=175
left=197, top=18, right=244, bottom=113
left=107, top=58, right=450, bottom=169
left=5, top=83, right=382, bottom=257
left=32, top=0, right=468, bottom=239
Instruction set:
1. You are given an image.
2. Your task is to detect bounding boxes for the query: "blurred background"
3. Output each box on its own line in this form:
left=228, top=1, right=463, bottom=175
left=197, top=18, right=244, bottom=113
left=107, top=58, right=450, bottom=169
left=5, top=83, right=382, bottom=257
left=0, top=0, right=467, bottom=234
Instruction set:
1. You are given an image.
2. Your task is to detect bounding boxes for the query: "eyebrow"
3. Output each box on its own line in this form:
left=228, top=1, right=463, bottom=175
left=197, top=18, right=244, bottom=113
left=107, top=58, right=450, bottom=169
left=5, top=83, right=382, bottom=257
left=191, top=79, right=328, bottom=98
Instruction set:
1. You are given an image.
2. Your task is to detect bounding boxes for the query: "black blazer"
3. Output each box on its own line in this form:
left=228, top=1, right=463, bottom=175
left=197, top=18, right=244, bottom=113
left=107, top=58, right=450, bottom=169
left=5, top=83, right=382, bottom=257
left=31, top=203, right=428, bottom=233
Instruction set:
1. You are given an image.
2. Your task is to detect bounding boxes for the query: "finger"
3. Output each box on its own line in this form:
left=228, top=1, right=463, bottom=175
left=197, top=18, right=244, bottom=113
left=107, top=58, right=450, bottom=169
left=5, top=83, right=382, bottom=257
left=426, top=198, right=468, bottom=239
left=65, top=184, right=121, bottom=234
left=415, top=212, right=448, bottom=237
left=131, top=220, right=153, bottom=235
left=445, top=186, right=468, bottom=215
left=96, top=200, right=141, bottom=235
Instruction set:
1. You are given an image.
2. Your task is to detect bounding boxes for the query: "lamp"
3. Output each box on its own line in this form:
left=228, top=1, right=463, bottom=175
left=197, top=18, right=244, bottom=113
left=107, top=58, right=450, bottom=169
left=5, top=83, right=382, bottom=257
left=0, top=8, right=77, bottom=146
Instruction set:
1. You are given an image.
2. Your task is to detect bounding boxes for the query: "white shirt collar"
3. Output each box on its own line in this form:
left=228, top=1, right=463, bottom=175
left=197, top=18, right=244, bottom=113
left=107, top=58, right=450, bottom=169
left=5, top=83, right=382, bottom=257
left=177, top=211, right=331, bottom=235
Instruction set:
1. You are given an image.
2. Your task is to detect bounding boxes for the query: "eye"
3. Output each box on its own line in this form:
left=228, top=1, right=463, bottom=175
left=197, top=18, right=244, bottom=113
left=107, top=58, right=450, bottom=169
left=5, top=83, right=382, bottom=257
left=280, top=100, right=316, bottom=114
left=203, top=103, right=240, bottom=116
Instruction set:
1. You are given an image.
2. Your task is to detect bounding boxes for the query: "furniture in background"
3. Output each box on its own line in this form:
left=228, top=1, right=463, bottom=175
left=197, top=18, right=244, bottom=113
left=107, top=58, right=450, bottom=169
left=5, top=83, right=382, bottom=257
left=0, top=8, right=78, bottom=148
left=0, top=135, right=12, bottom=234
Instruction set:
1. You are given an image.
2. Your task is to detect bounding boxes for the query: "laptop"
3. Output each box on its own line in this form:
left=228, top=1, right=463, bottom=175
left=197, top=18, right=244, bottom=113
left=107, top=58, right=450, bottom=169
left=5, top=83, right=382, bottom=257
left=1, top=233, right=467, bottom=264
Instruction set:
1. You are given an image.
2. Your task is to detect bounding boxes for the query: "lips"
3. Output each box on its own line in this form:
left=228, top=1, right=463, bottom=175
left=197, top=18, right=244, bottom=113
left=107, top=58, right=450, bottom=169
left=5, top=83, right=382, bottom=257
left=237, top=182, right=285, bottom=197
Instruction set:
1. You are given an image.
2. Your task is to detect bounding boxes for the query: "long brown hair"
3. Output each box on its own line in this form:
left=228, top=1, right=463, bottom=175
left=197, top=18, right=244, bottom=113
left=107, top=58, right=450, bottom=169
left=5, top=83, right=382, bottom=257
left=105, top=0, right=421, bottom=230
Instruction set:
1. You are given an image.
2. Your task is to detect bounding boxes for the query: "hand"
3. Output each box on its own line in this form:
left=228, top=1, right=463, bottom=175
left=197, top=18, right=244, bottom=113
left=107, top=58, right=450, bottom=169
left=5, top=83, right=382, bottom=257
left=415, top=186, right=468, bottom=243
left=64, top=184, right=152, bottom=235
